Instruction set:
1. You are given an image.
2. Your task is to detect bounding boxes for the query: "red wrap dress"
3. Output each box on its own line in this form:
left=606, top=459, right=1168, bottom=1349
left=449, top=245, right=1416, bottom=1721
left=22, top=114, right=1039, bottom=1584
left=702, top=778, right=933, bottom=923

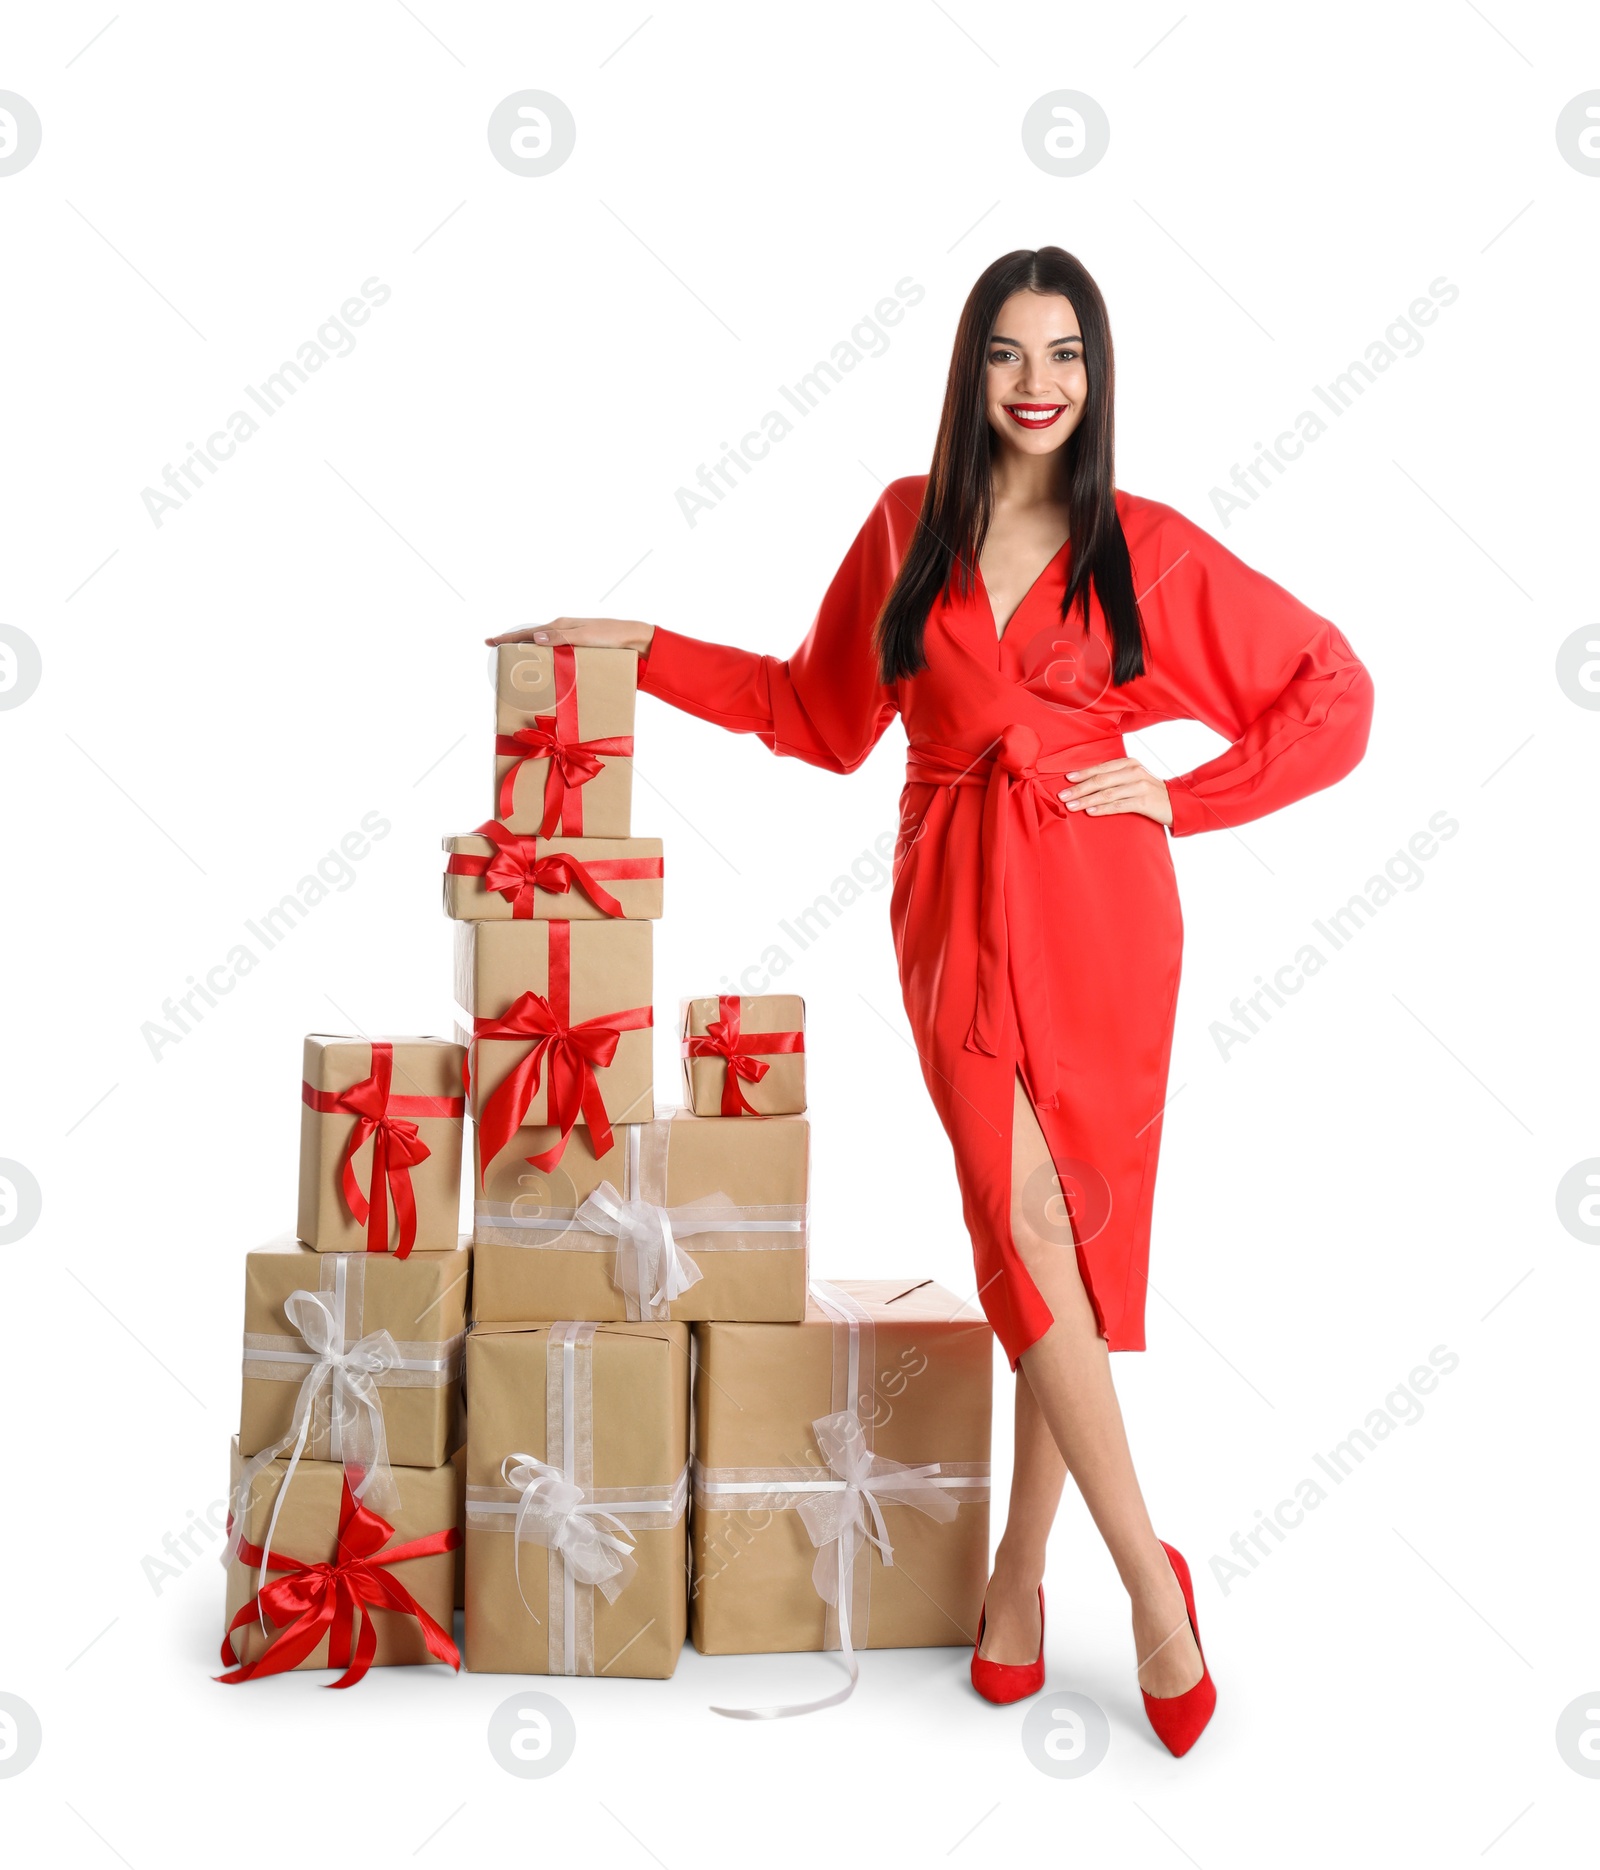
left=637, top=477, right=1374, bottom=1366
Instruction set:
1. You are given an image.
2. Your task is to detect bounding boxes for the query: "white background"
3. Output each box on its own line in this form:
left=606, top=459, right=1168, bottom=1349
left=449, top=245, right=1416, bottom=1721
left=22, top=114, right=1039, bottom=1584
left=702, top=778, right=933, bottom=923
left=2, top=1, right=1597, bottom=1861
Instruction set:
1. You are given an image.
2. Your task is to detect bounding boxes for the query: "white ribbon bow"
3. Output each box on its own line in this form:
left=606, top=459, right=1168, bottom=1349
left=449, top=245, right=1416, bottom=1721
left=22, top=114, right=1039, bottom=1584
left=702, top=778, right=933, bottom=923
left=234, top=1287, right=402, bottom=1617
left=502, top=1451, right=638, bottom=1609
left=570, top=1180, right=710, bottom=1320
left=796, top=1411, right=960, bottom=1601
left=711, top=1410, right=961, bottom=1720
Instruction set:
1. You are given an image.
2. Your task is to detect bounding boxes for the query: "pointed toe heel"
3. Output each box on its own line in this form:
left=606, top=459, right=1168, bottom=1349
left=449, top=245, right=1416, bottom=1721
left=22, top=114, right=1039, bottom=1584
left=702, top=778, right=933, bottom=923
left=1140, top=1543, right=1216, bottom=1757
left=970, top=1584, right=1046, bottom=1705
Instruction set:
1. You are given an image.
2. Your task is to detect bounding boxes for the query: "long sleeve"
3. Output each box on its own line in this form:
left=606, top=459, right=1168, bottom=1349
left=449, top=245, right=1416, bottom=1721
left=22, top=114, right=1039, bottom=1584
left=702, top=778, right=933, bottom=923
left=636, top=483, right=909, bottom=775
left=1117, top=497, right=1376, bottom=837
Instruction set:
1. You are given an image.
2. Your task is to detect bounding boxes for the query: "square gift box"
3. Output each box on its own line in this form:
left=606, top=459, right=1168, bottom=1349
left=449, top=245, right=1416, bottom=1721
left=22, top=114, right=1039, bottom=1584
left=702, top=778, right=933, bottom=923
left=494, top=642, right=636, bottom=838
left=222, top=1440, right=458, bottom=1678
left=690, top=1280, right=992, bottom=1671
left=297, top=1035, right=466, bottom=1256
left=455, top=919, right=653, bottom=1167
left=681, top=994, right=806, bottom=1117
left=464, top=1320, right=688, bottom=1678
left=472, top=1109, right=809, bottom=1323
left=239, top=1241, right=469, bottom=1474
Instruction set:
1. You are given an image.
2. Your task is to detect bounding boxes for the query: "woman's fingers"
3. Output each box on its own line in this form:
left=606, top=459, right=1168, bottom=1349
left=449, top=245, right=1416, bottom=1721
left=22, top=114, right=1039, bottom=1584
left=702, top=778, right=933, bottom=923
left=483, top=617, right=651, bottom=649
left=1057, top=760, right=1172, bottom=824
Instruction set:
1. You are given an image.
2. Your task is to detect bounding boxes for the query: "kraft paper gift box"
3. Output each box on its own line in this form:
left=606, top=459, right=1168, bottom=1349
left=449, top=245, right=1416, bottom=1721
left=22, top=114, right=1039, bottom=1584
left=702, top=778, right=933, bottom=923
left=238, top=1242, right=469, bottom=1479
left=443, top=823, right=663, bottom=922
left=222, top=1439, right=459, bottom=1679
left=473, top=1109, right=809, bottom=1323
left=455, top=919, right=654, bottom=1164
left=464, top=1320, right=689, bottom=1678
left=495, top=642, right=636, bottom=838
left=297, top=1035, right=466, bottom=1256
left=690, top=1280, right=992, bottom=1689
left=681, top=994, right=806, bottom=1117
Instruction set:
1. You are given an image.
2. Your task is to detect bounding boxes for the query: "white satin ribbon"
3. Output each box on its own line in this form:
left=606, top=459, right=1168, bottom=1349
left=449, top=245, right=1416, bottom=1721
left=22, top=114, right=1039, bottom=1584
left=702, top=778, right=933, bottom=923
left=704, top=1280, right=986, bottom=1719
left=474, top=1116, right=806, bottom=1317
left=464, top=1319, right=689, bottom=1674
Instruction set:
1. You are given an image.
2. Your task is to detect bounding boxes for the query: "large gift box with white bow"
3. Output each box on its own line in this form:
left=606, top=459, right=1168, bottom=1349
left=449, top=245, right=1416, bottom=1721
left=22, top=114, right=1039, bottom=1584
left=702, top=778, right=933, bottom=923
left=472, top=1110, right=809, bottom=1323
left=464, top=1320, right=689, bottom=1678
left=297, top=1035, right=467, bottom=1256
left=689, top=1280, right=992, bottom=1699
left=238, top=1242, right=469, bottom=1477
left=494, top=642, right=636, bottom=838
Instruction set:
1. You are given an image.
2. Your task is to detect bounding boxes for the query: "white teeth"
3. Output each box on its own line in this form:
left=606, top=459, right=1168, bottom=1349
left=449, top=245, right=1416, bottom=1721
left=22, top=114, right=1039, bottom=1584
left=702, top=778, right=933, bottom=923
left=1010, top=407, right=1059, bottom=424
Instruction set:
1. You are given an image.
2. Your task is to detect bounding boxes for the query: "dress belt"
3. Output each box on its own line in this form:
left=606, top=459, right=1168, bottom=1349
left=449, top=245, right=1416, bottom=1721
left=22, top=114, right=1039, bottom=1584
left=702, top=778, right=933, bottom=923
left=903, top=725, right=1127, bottom=1106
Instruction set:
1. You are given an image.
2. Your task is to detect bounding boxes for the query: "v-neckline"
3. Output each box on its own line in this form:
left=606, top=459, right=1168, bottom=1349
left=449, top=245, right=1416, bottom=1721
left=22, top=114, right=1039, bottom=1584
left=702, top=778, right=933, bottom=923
left=976, top=536, right=1072, bottom=644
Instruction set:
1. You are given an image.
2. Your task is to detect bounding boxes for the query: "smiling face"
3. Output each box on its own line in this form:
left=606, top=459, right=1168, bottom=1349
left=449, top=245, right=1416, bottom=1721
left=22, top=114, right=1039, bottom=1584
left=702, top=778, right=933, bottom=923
left=984, top=290, right=1089, bottom=456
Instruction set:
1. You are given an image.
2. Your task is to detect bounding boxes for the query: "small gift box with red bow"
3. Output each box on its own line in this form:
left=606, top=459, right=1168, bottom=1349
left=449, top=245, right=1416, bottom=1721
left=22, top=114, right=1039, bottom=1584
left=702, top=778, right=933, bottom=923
left=297, top=1037, right=467, bottom=1257
left=442, top=821, right=663, bottom=922
left=220, top=1439, right=460, bottom=1685
left=455, top=920, right=653, bottom=1177
left=681, top=994, right=807, bottom=1117
left=495, top=643, right=636, bottom=838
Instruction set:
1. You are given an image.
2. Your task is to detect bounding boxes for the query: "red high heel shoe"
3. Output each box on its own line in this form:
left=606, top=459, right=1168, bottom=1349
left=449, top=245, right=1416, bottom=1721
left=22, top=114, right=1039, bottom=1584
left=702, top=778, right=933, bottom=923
left=1140, top=1541, right=1216, bottom=1756
left=970, top=1584, right=1045, bottom=1704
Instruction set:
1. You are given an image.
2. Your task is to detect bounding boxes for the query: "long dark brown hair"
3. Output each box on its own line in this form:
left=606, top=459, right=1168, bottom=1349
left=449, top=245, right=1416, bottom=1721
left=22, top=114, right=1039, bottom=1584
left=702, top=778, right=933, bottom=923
left=873, top=247, right=1145, bottom=687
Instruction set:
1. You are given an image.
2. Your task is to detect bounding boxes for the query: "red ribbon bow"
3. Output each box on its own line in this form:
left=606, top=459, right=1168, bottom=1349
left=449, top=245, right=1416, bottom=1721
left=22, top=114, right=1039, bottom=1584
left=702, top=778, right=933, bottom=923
left=681, top=994, right=806, bottom=1117
left=301, top=1042, right=466, bottom=1256
left=470, top=921, right=653, bottom=1174
left=446, top=819, right=662, bottom=920
left=218, top=1470, right=460, bottom=1688
left=496, top=646, right=633, bottom=833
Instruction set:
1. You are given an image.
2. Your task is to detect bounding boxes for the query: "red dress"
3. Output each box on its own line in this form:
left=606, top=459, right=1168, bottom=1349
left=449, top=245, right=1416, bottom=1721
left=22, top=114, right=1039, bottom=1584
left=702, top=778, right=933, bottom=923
left=637, top=477, right=1374, bottom=1366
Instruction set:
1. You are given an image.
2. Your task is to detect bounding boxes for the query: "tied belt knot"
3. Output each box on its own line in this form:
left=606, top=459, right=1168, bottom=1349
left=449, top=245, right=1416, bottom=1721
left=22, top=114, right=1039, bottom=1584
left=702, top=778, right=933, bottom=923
left=904, top=727, right=1127, bottom=1106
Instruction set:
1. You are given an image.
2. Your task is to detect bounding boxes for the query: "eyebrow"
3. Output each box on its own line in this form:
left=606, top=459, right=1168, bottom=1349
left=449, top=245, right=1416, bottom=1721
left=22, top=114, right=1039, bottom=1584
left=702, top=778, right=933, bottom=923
left=989, top=333, right=1081, bottom=346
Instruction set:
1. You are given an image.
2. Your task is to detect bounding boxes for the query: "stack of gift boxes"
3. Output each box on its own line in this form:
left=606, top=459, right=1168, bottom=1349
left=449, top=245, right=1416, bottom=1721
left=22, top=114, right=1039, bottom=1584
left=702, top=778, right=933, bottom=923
left=221, top=641, right=993, bottom=1701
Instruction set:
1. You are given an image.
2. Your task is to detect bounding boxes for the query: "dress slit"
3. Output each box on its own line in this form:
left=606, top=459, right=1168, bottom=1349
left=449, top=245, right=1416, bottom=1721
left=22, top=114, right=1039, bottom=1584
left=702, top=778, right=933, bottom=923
left=1007, top=1065, right=1112, bottom=1363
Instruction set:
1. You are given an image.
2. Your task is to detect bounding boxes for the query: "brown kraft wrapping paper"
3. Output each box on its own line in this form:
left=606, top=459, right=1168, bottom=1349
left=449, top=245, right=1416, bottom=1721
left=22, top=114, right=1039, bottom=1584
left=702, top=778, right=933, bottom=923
left=681, top=994, right=807, bottom=1117
left=238, top=1242, right=470, bottom=1472
left=454, top=919, right=654, bottom=1134
left=224, top=1440, right=457, bottom=1671
left=296, top=1035, right=466, bottom=1255
left=495, top=643, right=636, bottom=838
left=690, top=1279, right=992, bottom=1659
left=442, top=829, right=664, bottom=922
left=473, top=1110, right=809, bottom=1323
left=465, top=1321, right=688, bottom=1678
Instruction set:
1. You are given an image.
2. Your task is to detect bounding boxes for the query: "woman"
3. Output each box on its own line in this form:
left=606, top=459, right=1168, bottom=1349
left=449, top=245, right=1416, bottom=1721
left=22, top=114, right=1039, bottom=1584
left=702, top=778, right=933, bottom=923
left=488, top=247, right=1374, bottom=1754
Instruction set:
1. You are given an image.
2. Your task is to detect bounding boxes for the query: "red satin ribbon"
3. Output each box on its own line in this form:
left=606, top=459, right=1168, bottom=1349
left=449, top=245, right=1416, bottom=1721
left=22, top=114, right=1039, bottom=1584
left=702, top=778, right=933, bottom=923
left=469, top=920, right=653, bottom=1175
left=301, top=1042, right=466, bottom=1257
left=496, top=645, right=633, bottom=833
left=218, top=1470, right=460, bottom=1688
left=903, top=726, right=1127, bottom=1108
left=681, top=993, right=806, bottom=1117
left=446, top=818, right=661, bottom=920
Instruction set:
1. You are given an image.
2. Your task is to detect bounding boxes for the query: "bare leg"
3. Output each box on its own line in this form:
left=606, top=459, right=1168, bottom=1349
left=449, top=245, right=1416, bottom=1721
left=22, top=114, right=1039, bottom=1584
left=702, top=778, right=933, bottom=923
left=981, top=1072, right=1203, bottom=1697
left=976, top=1365, right=1064, bottom=1661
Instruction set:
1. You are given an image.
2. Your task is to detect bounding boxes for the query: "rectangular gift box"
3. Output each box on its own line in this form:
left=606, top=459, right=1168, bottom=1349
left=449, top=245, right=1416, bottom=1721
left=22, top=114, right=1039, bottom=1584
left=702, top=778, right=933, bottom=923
left=455, top=920, right=654, bottom=1134
left=238, top=1242, right=469, bottom=1472
left=223, top=1440, right=457, bottom=1673
left=495, top=642, right=636, bottom=838
left=442, top=828, right=664, bottom=922
left=297, top=1035, right=466, bottom=1256
left=473, top=1110, right=809, bottom=1323
left=690, top=1279, right=992, bottom=1658
left=681, top=994, right=807, bottom=1117
left=464, top=1320, right=689, bottom=1678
